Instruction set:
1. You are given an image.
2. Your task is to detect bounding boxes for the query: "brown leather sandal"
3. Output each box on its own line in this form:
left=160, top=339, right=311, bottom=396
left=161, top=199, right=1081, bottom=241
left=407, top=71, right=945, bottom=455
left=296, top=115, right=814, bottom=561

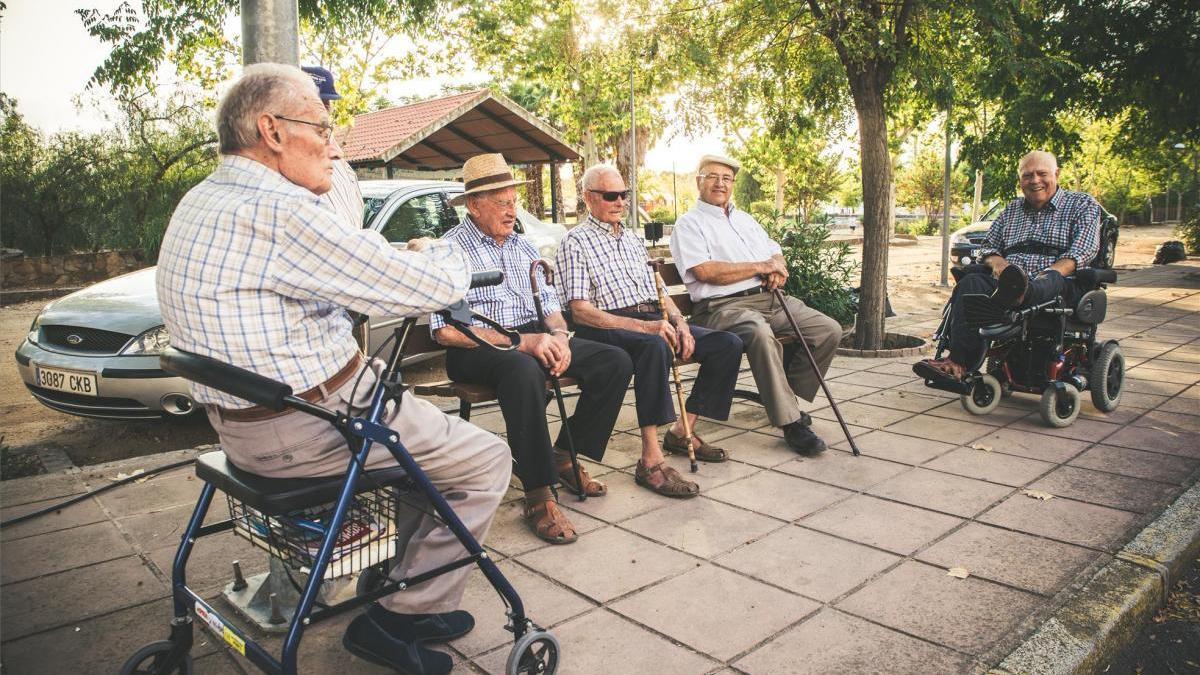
left=523, top=499, right=578, bottom=544
left=635, top=460, right=699, bottom=498
left=554, top=451, right=607, bottom=497
left=663, top=429, right=728, bottom=462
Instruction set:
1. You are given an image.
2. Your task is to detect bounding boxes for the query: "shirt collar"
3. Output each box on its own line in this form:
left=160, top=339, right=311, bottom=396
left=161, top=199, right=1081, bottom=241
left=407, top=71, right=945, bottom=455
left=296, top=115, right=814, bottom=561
left=1023, top=188, right=1064, bottom=213
left=693, top=199, right=736, bottom=218
left=218, top=154, right=321, bottom=202
left=586, top=214, right=623, bottom=236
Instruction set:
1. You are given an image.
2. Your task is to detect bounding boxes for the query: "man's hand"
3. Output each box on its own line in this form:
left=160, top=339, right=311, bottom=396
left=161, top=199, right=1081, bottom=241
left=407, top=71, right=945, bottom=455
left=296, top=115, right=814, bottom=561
left=763, top=271, right=787, bottom=290
left=406, top=237, right=435, bottom=252
left=519, top=333, right=571, bottom=376
left=642, top=319, right=679, bottom=352
left=674, top=320, right=695, bottom=360
left=985, top=255, right=1009, bottom=278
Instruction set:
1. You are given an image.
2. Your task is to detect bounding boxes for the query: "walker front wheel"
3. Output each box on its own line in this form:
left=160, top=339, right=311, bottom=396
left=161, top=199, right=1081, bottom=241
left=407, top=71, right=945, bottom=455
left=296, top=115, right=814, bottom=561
left=506, top=630, right=559, bottom=675
left=120, top=640, right=193, bottom=675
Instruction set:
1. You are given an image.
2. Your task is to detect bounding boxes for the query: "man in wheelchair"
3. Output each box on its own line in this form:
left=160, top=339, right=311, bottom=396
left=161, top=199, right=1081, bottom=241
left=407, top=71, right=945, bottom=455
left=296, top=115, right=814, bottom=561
left=156, top=64, right=511, bottom=674
left=912, top=151, right=1122, bottom=426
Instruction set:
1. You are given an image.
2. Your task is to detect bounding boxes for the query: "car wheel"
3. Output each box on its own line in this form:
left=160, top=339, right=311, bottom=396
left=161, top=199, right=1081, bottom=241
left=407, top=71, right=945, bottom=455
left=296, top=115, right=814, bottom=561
left=1101, top=231, right=1117, bottom=269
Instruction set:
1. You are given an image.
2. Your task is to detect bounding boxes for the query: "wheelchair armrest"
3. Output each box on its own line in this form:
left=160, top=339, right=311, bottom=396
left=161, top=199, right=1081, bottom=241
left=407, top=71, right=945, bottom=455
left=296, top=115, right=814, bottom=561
left=161, top=348, right=292, bottom=411
left=1073, top=267, right=1117, bottom=287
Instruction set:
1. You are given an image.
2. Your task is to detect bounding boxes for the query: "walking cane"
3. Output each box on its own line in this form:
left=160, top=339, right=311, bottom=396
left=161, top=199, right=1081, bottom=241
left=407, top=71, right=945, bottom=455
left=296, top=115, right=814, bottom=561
left=649, top=260, right=699, bottom=473
left=771, top=288, right=861, bottom=456
left=529, top=260, right=587, bottom=500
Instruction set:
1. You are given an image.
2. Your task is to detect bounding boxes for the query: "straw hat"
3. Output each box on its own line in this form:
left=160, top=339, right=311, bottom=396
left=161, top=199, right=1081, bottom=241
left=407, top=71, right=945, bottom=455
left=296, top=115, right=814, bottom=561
left=449, top=153, right=529, bottom=205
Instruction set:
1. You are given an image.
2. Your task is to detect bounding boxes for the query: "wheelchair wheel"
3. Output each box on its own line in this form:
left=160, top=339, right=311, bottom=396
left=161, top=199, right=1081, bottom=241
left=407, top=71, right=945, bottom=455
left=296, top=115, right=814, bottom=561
left=1089, top=342, right=1124, bottom=412
left=120, top=640, right=193, bottom=675
left=506, top=629, right=559, bottom=675
left=960, top=374, right=1002, bottom=416
left=1039, top=385, right=1081, bottom=428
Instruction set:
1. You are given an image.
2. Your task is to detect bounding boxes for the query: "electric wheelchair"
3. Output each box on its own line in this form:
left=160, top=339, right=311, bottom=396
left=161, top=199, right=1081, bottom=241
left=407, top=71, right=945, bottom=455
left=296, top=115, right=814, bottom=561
left=922, top=265, right=1125, bottom=428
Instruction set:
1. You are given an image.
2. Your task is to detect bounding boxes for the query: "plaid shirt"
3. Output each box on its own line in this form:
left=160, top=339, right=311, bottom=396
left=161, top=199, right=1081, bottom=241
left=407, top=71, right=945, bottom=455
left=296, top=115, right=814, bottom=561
left=321, top=159, right=363, bottom=230
left=555, top=215, right=657, bottom=311
left=429, top=215, right=559, bottom=331
left=157, top=155, right=469, bottom=408
left=978, top=188, right=1101, bottom=276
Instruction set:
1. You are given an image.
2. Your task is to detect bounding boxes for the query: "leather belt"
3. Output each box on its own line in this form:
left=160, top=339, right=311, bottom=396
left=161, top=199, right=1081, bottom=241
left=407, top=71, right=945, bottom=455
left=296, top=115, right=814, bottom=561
left=612, top=301, right=660, bottom=314
left=710, top=285, right=767, bottom=301
left=216, top=353, right=364, bottom=423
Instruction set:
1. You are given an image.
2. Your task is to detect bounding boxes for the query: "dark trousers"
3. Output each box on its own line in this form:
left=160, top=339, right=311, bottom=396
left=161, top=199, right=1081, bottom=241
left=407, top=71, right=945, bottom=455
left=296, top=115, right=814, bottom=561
left=949, top=268, right=1077, bottom=368
left=573, top=311, right=744, bottom=428
left=446, top=334, right=633, bottom=491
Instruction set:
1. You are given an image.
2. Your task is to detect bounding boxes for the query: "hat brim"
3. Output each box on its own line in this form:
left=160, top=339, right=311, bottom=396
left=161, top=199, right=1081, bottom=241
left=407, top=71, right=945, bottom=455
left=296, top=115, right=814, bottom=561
left=448, top=178, right=532, bottom=206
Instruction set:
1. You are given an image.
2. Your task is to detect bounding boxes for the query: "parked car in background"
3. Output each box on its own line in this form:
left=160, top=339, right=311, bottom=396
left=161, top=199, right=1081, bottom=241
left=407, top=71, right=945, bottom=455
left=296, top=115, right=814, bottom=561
left=15, top=179, right=567, bottom=420
left=949, top=202, right=1119, bottom=269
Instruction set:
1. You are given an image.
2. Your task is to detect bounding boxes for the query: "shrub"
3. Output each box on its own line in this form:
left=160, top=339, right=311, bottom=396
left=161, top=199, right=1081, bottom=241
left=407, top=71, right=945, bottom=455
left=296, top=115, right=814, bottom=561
left=648, top=207, right=677, bottom=225
left=749, top=200, right=777, bottom=223
left=764, top=217, right=858, bottom=326
left=1178, top=206, right=1200, bottom=255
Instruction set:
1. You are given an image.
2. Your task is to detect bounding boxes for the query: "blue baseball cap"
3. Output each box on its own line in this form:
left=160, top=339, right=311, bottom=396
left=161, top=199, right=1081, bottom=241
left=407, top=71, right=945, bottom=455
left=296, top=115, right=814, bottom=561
left=301, top=66, right=341, bottom=101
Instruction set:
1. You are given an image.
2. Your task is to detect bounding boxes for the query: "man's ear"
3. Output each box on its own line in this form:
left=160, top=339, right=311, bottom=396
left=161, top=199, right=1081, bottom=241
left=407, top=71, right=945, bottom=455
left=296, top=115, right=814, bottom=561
left=258, top=113, right=284, bottom=152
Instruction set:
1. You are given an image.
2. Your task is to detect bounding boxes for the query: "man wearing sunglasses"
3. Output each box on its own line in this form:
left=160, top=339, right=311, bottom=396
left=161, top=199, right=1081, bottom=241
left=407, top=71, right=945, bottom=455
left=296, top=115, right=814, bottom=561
left=670, top=154, right=842, bottom=456
left=556, top=164, right=744, bottom=498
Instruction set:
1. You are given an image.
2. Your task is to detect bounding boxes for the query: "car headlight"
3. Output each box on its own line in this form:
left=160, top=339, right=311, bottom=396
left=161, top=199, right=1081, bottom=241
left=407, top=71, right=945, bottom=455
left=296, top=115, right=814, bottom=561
left=26, top=316, right=40, bottom=345
left=122, top=325, right=170, bottom=355
left=950, top=232, right=969, bottom=245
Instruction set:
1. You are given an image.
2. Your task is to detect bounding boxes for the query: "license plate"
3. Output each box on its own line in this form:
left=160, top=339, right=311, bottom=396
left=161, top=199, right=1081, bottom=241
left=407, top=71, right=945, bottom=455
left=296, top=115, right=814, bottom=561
left=34, top=365, right=98, bottom=396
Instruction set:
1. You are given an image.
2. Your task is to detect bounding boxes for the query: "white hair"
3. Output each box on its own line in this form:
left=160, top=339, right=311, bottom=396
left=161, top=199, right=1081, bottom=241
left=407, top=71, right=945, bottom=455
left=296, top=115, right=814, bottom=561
left=217, top=63, right=319, bottom=154
left=581, top=164, right=622, bottom=191
left=1017, top=150, right=1059, bottom=175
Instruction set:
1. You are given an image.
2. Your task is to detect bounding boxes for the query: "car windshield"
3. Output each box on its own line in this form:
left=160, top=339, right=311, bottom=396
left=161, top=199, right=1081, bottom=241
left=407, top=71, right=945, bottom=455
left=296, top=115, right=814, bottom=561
left=363, top=197, right=387, bottom=227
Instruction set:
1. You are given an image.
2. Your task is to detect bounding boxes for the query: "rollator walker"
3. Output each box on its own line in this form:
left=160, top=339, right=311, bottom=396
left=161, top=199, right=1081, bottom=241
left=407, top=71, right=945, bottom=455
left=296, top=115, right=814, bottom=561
left=122, top=271, right=559, bottom=675
left=923, top=263, right=1125, bottom=428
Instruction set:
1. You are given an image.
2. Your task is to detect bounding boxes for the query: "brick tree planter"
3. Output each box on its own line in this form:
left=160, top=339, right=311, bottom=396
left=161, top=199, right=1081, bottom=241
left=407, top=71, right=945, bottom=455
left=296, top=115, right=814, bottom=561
left=836, top=331, right=930, bottom=358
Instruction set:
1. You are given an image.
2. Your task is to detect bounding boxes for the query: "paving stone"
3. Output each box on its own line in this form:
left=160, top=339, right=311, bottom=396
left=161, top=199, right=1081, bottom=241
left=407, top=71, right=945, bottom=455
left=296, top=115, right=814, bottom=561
left=1132, top=409, right=1200, bottom=434
left=0, top=472, right=86, bottom=507
left=1077, top=403, right=1146, bottom=425
left=892, top=379, right=958, bottom=398
left=717, top=525, right=899, bottom=602
left=96, top=471, right=205, bottom=518
left=734, top=608, right=975, bottom=674
left=719, top=429, right=804, bottom=469
left=706, top=402, right=775, bottom=430
left=969, top=428, right=1091, bottom=463
left=659, top=450, right=763, bottom=490
left=0, top=519, right=136, bottom=584
left=916, top=522, right=1102, bottom=596
left=514, top=526, right=696, bottom=602
left=1183, top=384, right=1200, bottom=398
left=883, top=415, right=995, bottom=445
left=800, top=495, right=962, bottom=555
left=1127, top=365, right=1200, bottom=384
left=1121, top=378, right=1191, bottom=397
left=593, top=431, right=648, bottom=470
left=867, top=468, right=1013, bottom=518
left=1, top=555, right=168, bottom=640
left=924, top=399, right=1033, bottom=425
left=452, top=560, right=593, bottom=657
left=829, top=370, right=912, bottom=389
left=865, top=361, right=927, bottom=377
left=704, top=471, right=852, bottom=521
left=0, top=494, right=107, bottom=542
left=483, top=499, right=605, bottom=558
left=621, top=497, right=782, bottom=558
left=1101, top=423, right=1200, bottom=458
left=1005, top=415, right=1123, bottom=442
left=1027, top=465, right=1180, bottom=513
left=1141, top=357, right=1200, bottom=373
left=0, top=596, right=219, bottom=674
left=192, top=652, right=249, bottom=674
left=611, top=564, right=817, bottom=661
left=823, top=381, right=883, bottom=401
left=830, top=430, right=955, bottom=465
left=1068, top=444, right=1200, bottom=484
left=852, top=389, right=949, bottom=413
left=978, top=493, right=1139, bottom=550
left=775, top=450, right=909, bottom=491
left=837, top=560, right=1043, bottom=655
left=146, top=531, right=270, bottom=597
left=809, top=401, right=913, bottom=430
left=674, top=418, right=747, bottom=445
left=1155, top=396, right=1200, bottom=414
left=924, top=447, right=1057, bottom=487
left=556, top=468, right=686, bottom=524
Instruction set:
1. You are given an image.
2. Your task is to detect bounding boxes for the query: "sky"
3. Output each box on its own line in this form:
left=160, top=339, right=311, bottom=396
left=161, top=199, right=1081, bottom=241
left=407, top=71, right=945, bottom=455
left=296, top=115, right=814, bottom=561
left=0, top=1, right=729, bottom=172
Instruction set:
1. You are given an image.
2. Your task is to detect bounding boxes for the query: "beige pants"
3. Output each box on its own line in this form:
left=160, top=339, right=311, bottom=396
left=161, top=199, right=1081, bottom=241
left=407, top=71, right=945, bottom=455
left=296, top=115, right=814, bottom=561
left=207, top=358, right=511, bottom=614
left=691, top=292, right=842, bottom=427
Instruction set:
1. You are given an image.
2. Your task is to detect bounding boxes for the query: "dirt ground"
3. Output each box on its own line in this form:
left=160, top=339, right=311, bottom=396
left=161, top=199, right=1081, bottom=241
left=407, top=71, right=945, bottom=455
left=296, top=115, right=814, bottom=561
left=0, top=224, right=1182, bottom=474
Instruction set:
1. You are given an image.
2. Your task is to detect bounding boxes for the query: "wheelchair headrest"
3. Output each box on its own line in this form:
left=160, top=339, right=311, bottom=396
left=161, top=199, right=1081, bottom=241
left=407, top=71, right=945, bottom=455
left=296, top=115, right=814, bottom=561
left=1074, top=267, right=1117, bottom=288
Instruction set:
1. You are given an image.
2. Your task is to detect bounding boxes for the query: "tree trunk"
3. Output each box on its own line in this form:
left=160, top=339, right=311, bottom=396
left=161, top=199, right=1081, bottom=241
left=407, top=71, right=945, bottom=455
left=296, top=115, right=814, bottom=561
left=525, top=165, right=544, bottom=218
left=774, top=166, right=785, bottom=214
left=849, top=70, right=892, bottom=350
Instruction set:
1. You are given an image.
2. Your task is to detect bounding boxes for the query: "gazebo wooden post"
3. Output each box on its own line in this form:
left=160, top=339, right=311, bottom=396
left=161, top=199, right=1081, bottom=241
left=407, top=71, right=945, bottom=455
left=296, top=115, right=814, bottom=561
left=550, top=162, right=563, bottom=224
left=525, top=164, right=545, bottom=219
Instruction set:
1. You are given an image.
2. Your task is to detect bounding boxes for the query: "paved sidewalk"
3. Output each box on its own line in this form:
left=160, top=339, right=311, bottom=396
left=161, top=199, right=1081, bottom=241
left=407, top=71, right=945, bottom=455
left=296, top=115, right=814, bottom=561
left=2, top=263, right=1198, bottom=674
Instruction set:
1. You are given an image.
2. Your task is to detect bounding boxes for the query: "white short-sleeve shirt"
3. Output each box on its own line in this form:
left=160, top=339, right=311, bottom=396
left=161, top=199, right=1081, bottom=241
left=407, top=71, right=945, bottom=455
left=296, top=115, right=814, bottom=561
left=669, top=200, right=782, bottom=301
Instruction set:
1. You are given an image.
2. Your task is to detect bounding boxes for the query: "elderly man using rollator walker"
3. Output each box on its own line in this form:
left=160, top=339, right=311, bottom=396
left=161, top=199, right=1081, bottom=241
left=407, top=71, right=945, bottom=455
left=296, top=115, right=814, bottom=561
left=432, top=154, right=633, bottom=545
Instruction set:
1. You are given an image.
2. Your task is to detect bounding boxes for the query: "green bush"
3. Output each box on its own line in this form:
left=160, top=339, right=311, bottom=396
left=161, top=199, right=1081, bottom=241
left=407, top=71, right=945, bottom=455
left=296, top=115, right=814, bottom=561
left=648, top=207, right=677, bottom=225
left=1178, top=206, right=1200, bottom=255
left=764, top=217, right=858, bottom=326
left=749, top=200, right=777, bottom=223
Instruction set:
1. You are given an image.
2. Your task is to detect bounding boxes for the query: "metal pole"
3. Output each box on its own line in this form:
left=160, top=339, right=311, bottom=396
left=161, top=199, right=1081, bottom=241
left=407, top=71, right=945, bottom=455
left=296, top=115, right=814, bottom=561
left=629, top=63, right=638, bottom=233
left=241, top=0, right=300, bottom=66
left=672, top=160, right=678, bottom=221
left=940, top=84, right=952, bottom=287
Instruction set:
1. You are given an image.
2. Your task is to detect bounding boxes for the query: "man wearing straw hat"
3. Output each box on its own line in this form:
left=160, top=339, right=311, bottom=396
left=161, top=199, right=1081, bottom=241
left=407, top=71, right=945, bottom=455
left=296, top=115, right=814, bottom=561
left=432, top=153, right=634, bottom=545
left=671, top=153, right=841, bottom=456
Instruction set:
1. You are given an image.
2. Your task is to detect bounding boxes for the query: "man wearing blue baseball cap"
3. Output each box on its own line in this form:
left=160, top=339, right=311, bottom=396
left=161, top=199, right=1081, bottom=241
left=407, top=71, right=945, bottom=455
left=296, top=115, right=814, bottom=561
left=303, top=65, right=362, bottom=230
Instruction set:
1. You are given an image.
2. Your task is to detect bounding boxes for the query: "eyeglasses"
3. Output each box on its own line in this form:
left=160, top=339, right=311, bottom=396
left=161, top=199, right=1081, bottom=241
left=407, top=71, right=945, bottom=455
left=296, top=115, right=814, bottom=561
left=588, top=189, right=631, bottom=202
left=484, top=197, right=517, bottom=210
left=699, top=173, right=735, bottom=185
left=272, top=114, right=333, bottom=142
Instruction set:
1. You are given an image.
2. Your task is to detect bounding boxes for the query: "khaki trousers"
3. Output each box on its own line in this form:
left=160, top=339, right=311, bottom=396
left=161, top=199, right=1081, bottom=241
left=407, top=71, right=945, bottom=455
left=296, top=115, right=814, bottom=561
left=691, top=292, right=842, bottom=427
left=207, top=358, right=511, bottom=614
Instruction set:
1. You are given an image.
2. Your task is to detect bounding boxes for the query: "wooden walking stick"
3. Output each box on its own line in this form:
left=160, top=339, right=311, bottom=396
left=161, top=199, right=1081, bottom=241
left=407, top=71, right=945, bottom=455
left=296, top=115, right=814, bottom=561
left=649, top=260, right=698, bottom=473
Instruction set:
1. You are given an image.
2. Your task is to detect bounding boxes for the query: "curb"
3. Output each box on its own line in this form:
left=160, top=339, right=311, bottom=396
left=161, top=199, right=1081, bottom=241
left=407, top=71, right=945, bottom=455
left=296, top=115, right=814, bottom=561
left=990, top=481, right=1200, bottom=675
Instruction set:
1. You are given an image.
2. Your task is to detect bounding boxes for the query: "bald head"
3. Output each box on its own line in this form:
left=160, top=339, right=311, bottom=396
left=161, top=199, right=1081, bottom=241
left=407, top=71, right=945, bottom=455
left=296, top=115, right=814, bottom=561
left=1017, top=150, right=1058, bottom=176
left=1017, top=150, right=1060, bottom=210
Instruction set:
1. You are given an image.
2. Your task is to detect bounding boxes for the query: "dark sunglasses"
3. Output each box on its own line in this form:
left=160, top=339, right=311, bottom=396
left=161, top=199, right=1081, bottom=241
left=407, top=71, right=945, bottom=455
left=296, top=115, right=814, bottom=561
left=588, top=189, right=630, bottom=202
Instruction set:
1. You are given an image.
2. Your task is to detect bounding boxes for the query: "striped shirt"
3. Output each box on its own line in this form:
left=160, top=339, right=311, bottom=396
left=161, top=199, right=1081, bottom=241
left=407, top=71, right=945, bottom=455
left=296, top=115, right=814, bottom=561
left=429, top=215, right=559, bottom=331
left=555, top=215, right=657, bottom=311
left=322, top=159, right=363, bottom=230
left=157, top=155, right=469, bottom=408
left=978, top=188, right=1101, bottom=276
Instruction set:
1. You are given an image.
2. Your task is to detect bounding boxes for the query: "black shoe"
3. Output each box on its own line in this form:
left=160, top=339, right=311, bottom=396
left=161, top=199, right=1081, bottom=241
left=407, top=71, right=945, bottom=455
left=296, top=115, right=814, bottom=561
left=343, top=613, right=453, bottom=674
left=783, top=420, right=827, bottom=456
left=366, top=604, right=475, bottom=643
left=992, top=265, right=1028, bottom=308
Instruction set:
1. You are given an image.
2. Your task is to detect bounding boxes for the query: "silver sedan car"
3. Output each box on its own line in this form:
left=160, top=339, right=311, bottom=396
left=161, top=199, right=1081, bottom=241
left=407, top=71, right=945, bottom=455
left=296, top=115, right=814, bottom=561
left=15, top=179, right=567, bottom=420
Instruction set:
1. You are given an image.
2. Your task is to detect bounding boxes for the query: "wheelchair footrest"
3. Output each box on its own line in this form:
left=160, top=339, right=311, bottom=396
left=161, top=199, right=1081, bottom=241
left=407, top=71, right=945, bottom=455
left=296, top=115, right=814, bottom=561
left=922, top=377, right=972, bottom=396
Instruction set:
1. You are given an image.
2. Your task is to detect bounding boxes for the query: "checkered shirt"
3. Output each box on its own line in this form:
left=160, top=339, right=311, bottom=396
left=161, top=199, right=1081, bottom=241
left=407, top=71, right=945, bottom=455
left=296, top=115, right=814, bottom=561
left=157, top=155, right=470, bottom=409
left=554, top=215, right=657, bottom=311
left=321, top=159, right=363, bottom=230
left=429, top=215, right=560, bottom=331
left=977, top=189, right=1101, bottom=276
